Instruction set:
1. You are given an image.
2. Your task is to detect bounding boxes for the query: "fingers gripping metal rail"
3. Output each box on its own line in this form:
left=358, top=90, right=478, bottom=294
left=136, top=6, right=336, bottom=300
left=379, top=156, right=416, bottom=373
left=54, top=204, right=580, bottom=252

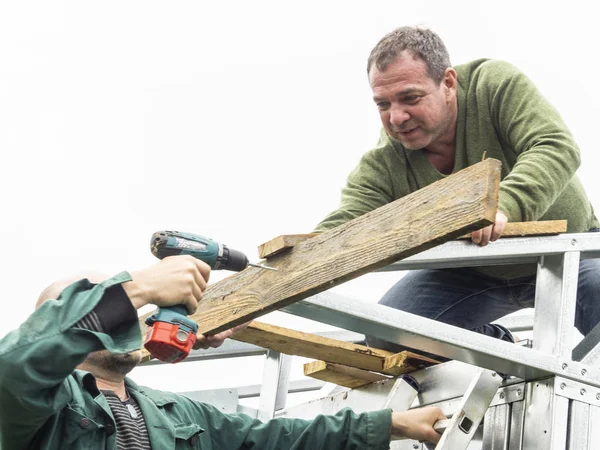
left=389, top=369, right=502, bottom=450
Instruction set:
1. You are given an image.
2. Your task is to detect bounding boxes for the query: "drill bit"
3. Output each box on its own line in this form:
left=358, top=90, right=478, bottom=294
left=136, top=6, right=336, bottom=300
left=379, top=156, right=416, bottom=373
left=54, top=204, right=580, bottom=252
left=249, top=262, right=278, bottom=271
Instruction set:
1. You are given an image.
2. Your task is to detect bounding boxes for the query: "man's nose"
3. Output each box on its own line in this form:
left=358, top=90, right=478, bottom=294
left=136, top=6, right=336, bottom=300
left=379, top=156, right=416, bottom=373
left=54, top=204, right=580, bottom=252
left=389, top=104, right=410, bottom=126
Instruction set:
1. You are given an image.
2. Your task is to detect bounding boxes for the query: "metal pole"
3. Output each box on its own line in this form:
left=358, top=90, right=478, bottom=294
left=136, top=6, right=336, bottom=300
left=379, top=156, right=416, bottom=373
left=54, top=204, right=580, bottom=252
left=257, top=351, right=292, bottom=421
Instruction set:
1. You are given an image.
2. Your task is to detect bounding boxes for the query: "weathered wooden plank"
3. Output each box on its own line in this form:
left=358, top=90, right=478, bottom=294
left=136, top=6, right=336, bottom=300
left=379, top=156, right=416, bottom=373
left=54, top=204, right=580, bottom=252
left=260, top=221, right=567, bottom=260
left=232, top=321, right=439, bottom=375
left=140, top=158, right=501, bottom=357
left=458, top=220, right=567, bottom=239
left=258, top=234, right=319, bottom=259
left=303, top=361, right=390, bottom=389
left=304, top=351, right=439, bottom=388
left=380, top=352, right=441, bottom=375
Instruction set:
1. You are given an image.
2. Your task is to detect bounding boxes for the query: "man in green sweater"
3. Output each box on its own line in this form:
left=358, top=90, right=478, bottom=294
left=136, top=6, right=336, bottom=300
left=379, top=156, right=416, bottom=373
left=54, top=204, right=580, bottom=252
left=0, top=255, right=444, bottom=449
left=315, top=26, right=600, bottom=353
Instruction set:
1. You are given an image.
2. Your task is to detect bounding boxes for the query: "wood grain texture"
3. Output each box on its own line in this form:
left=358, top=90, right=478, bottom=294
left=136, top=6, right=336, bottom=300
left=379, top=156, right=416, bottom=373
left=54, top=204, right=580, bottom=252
left=258, top=234, right=319, bottom=259
left=380, top=352, right=441, bottom=375
left=458, top=220, right=567, bottom=239
left=233, top=321, right=439, bottom=375
left=265, top=221, right=567, bottom=256
left=139, top=159, right=501, bottom=360
left=303, top=351, right=439, bottom=388
left=303, top=361, right=390, bottom=389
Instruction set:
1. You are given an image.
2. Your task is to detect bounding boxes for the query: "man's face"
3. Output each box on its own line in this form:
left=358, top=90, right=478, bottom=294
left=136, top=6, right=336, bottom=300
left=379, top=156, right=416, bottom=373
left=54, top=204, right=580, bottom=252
left=369, top=51, right=457, bottom=151
left=84, top=349, right=142, bottom=376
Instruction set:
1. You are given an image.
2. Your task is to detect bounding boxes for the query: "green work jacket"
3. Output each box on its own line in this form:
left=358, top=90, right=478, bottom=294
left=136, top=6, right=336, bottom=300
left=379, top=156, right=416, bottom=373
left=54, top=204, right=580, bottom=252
left=0, top=273, right=392, bottom=449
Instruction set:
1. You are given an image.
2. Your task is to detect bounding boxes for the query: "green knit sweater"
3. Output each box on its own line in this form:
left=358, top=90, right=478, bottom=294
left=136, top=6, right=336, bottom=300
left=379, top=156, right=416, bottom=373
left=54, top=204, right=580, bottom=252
left=315, top=59, right=598, bottom=279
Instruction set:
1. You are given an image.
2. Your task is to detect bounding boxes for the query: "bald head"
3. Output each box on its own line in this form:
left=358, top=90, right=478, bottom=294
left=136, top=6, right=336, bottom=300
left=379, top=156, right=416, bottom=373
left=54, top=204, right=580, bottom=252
left=36, top=272, right=109, bottom=309
left=34, top=270, right=143, bottom=379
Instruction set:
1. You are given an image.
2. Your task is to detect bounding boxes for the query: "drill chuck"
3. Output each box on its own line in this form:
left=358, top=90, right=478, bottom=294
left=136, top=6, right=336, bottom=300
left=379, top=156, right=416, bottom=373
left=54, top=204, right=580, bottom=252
left=218, top=246, right=249, bottom=272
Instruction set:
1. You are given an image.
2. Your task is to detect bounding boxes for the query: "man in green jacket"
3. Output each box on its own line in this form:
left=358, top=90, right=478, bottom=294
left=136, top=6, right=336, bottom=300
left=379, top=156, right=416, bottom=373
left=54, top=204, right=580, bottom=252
left=315, top=26, right=600, bottom=353
left=0, top=255, right=444, bottom=449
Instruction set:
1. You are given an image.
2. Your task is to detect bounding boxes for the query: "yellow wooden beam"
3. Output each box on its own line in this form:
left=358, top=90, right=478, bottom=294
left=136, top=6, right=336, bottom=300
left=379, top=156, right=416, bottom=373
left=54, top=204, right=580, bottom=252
left=233, top=321, right=439, bottom=375
left=258, top=234, right=319, bottom=259
left=259, top=220, right=567, bottom=260
left=303, top=361, right=390, bottom=389
left=458, top=220, right=567, bottom=239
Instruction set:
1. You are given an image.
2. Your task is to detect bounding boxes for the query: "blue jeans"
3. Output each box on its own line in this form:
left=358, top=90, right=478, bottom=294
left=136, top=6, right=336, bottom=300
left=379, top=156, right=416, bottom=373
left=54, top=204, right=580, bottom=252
left=366, top=259, right=600, bottom=356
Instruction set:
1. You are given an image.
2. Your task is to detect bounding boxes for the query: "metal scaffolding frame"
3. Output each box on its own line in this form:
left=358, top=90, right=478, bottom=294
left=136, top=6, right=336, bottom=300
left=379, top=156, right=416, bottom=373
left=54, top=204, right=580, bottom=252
left=142, top=232, right=600, bottom=449
left=282, top=233, right=600, bottom=387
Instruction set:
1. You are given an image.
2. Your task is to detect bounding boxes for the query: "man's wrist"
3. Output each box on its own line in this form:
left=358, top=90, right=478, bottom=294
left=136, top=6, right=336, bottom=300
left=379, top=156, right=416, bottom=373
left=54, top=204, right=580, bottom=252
left=121, top=277, right=149, bottom=310
left=390, top=411, right=406, bottom=437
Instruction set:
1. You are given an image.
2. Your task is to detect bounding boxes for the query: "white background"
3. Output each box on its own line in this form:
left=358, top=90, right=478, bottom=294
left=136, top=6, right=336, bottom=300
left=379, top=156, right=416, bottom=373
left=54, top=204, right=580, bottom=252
left=1, top=1, right=599, bottom=397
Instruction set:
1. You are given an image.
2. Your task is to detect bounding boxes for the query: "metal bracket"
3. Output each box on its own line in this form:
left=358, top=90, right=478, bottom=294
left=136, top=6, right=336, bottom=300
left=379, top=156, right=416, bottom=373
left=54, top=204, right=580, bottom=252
left=554, top=376, right=600, bottom=407
left=489, top=382, right=525, bottom=407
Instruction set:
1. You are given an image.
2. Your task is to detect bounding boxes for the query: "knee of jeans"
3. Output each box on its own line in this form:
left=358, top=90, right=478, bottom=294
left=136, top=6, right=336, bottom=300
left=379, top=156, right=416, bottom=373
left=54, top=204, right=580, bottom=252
left=488, top=324, right=516, bottom=343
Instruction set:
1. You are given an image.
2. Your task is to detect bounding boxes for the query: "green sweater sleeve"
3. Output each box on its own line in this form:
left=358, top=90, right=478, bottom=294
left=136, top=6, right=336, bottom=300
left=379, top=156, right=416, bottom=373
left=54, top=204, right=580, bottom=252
left=314, top=129, right=402, bottom=232
left=485, top=61, right=581, bottom=222
left=193, top=400, right=393, bottom=450
left=0, top=272, right=142, bottom=449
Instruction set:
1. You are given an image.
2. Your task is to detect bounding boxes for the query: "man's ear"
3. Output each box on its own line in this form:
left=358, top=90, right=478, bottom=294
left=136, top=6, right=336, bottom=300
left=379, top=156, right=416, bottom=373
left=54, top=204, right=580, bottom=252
left=443, top=67, right=457, bottom=99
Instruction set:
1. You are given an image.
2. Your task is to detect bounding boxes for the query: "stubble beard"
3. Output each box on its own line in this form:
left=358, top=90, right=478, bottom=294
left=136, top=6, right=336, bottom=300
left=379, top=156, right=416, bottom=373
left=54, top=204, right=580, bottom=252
left=396, top=116, right=452, bottom=152
left=84, top=350, right=142, bottom=377
left=391, top=128, right=430, bottom=151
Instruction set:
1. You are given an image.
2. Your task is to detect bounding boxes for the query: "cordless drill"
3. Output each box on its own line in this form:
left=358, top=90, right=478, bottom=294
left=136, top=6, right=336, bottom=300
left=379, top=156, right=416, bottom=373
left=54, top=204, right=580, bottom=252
left=143, top=230, right=275, bottom=363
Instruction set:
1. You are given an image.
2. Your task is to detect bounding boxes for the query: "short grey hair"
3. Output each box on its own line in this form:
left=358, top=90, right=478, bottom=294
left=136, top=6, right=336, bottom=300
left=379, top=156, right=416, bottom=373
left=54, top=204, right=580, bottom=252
left=367, top=26, right=451, bottom=84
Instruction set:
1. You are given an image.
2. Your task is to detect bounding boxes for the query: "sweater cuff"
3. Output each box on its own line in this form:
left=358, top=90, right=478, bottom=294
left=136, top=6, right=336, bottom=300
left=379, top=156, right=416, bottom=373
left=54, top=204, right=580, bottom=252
left=93, top=283, right=138, bottom=332
left=498, top=191, right=522, bottom=222
left=367, top=409, right=393, bottom=449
